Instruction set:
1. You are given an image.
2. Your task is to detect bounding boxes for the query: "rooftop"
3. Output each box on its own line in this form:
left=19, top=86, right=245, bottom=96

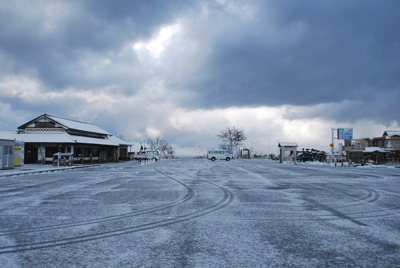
left=46, top=114, right=111, bottom=135
left=279, top=142, right=298, bottom=147
left=383, top=131, right=400, bottom=137
left=19, top=114, right=110, bottom=136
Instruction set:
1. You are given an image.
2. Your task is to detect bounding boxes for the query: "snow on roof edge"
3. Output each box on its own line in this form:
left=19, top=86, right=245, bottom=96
left=279, top=142, right=298, bottom=147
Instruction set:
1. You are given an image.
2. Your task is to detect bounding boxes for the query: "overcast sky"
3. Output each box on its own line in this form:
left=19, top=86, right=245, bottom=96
left=0, top=0, right=399, bottom=155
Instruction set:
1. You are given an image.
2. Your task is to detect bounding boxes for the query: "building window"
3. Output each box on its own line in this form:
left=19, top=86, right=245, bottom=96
left=4, top=146, right=13, bottom=156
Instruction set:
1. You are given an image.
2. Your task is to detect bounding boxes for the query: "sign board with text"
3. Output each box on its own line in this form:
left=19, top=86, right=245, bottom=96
left=337, top=128, right=353, bottom=140
left=14, top=141, right=24, bottom=166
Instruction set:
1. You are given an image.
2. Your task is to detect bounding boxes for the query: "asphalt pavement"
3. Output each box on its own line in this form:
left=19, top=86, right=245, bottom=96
left=0, top=159, right=399, bottom=267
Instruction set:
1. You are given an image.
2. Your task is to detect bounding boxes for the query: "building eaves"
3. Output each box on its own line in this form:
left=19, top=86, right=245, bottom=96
left=71, top=135, right=119, bottom=146
left=0, top=132, right=18, bottom=140
left=1, top=132, right=119, bottom=146
left=108, top=135, right=130, bottom=146
left=13, top=132, right=75, bottom=143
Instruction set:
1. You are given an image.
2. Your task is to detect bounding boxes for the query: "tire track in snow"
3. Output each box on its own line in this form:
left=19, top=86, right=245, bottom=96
left=0, top=166, right=234, bottom=254
left=0, top=168, right=195, bottom=236
left=232, top=163, right=400, bottom=222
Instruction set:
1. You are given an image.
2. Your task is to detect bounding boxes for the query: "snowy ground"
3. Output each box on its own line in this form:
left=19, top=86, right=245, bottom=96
left=0, top=159, right=399, bottom=267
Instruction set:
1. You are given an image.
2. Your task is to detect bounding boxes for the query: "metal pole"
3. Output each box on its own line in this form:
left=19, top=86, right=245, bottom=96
left=331, top=128, right=335, bottom=163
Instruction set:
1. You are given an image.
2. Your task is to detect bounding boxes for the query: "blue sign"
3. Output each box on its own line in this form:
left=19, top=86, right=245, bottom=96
left=337, top=128, right=353, bottom=140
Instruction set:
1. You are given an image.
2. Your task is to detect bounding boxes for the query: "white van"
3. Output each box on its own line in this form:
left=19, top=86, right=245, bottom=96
left=207, top=150, right=231, bottom=161
left=133, top=150, right=160, bottom=161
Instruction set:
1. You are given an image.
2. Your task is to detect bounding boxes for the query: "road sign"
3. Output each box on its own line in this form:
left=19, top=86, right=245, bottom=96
left=330, top=143, right=334, bottom=148
left=337, top=128, right=353, bottom=140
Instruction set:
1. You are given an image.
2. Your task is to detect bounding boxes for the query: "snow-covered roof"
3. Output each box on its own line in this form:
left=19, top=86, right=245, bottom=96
left=2, top=114, right=133, bottom=147
left=364, top=147, right=386, bottom=152
left=0, top=132, right=120, bottom=146
left=10, top=132, right=75, bottom=143
left=0, top=138, right=15, bottom=142
left=279, top=142, right=298, bottom=147
left=0, top=132, right=18, bottom=140
left=107, top=136, right=130, bottom=146
left=71, top=135, right=119, bottom=146
left=142, top=143, right=151, bottom=149
left=383, top=131, right=400, bottom=137
left=128, top=142, right=142, bottom=153
left=46, top=115, right=110, bottom=135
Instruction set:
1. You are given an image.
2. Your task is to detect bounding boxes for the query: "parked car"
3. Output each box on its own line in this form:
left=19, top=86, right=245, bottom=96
left=207, top=150, right=231, bottom=161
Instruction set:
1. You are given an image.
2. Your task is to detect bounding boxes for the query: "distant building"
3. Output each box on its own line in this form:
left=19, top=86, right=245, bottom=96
left=383, top=131, right=400, bottom=150
left=352, top=139, right=370, bottom=150
left=278, top=142, right=298, bottom=163
left=0, top=114, right=129, bottom=164
left=347, top=130, right=400, bottom=164
left=128, top=142, right=143, bottom=159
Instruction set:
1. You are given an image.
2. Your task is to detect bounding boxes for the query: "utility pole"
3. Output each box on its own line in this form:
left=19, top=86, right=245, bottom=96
left=331, top=128, right=335, bottom=163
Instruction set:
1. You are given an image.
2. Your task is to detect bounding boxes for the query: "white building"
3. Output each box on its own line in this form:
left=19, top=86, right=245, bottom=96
left=0, top=114, right=129, bottom=164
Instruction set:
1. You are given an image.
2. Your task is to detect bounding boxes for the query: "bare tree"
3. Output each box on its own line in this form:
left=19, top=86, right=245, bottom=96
left=218, top=142, right=230, bottom=151
left=166, top=144, right=174, bottom=159
left=159, top=139, right=169, bottom=157
left=217, top=127, right=247, bottom=156
left=147, top=136, right=175, bottom=159
left=147, top=136, right=161, bottom=151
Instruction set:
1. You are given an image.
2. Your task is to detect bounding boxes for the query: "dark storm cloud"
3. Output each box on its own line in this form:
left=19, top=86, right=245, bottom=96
left=0, top=0, right=195, bottom=89
left=182, top=0, right=400, bottom=122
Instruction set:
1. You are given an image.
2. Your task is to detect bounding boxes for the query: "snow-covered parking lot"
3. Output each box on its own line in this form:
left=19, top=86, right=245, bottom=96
left=0, top=159, right=399, bottom=267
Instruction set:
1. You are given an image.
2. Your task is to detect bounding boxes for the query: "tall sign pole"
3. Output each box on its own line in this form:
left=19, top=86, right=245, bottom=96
left=331, top=128, right=335, bottom=163
left=336, top=128, right=353, bottom=163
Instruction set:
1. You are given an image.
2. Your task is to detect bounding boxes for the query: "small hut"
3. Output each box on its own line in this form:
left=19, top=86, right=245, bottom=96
left=240, top=148, right=250, bottom=159
left=278, top=142, right=298, bottom=163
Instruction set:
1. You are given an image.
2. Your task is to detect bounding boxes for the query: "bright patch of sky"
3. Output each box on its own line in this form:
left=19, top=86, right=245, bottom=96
left=133, top=23, right=181, bottom=59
